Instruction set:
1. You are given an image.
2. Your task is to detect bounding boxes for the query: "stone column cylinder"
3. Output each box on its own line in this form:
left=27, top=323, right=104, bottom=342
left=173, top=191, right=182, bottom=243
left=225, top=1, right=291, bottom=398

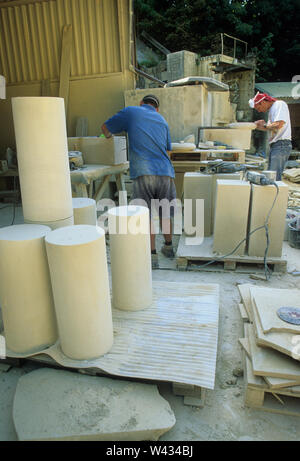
left=0, top=224, right=57, bottom=354
left=108, top=206, right=152, bottom=311
left=45, top=225, right=113, bottom=360
left=11, top=97, right=73, bottom=228
left=72, top=198, right=97, bottom=225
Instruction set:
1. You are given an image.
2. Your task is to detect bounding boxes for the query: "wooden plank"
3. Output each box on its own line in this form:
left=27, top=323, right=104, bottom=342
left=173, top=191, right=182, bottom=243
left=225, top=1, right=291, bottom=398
left=172, top=382, right=203, bottom=397
left=183, top=390, right=206, bottom=408
left=59, top=24, right=72, bottom=114
left=93, top=175, right=111, bottom=202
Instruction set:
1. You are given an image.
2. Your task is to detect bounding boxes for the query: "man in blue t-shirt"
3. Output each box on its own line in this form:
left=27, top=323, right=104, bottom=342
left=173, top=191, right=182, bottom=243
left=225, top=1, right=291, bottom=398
left=101, top=94, right=176, bottom=268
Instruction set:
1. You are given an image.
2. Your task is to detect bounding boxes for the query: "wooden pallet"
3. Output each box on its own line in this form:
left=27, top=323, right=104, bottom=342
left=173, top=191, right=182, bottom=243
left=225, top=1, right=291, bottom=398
left=176, top=234, right=287, bottom=273
left=244, top=353, right=300, bottom=417
left=170, top=149, right=245, bottom=163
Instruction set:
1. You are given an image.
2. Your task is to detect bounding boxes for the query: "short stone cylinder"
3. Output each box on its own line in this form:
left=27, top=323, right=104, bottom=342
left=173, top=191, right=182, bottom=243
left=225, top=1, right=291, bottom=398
left=45, top=225, right=113, bottom=360
left=0, top=224, right=58, bottom=354
left=72, top=198, right=97, bottom=225
left=108, top=206, right=152, bottom=311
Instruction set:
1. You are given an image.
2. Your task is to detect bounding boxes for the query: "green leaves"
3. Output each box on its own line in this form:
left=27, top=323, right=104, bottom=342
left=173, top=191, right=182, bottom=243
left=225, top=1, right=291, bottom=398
left=134, top=0, right=299, bottom=81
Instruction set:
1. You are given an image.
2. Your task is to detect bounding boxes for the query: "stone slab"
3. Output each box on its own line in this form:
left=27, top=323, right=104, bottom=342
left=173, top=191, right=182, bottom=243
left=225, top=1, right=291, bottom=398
left=238, top=303, right=249, bottom=322
left=13, top=368, right=176, bottom=441
left=251, top=287, right=300, bottom=334
left=250, top=290, right=300, bottom=361
left=246, top=324, right=300, bottom=380
left=238, top=337, right=251, bottom=359
left=248, top=182, right=288, bottom=257
left=264, top=375, right=300, bottom=390
left=183, top=172, right=212, bottom=237
left=238, top=284, right=254, bottom=322
left=213, top=180, right=251, bottom=256
left=211, top=173, right=241, bottom=230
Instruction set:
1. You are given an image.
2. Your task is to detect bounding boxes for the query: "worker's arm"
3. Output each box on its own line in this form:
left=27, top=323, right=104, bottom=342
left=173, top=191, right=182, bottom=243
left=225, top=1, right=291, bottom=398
left=255, top=119, right=285, bottom=131
left=101, top=123, right=113, bottom=138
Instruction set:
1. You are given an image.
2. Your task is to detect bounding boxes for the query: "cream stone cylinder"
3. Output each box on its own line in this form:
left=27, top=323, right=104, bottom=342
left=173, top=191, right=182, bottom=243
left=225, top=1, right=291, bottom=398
left=45, top=225, right=113, bottom=360
left=72, top=198, right=97, bottom=225
left=0, top=224, right=58, bottom=354
left=11, top=97, right=73, bottom=224
left=24, top=215, right=74, bottom=230
left=108, top=206, right=152, bottom=311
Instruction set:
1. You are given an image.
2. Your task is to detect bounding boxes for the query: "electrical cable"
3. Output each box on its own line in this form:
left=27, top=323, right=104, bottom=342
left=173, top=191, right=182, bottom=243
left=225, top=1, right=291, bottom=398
left=189, top=182, right=279, bottom=280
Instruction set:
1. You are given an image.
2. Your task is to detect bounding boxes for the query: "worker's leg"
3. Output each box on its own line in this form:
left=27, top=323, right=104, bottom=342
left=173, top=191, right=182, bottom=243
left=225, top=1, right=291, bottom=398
left=157, top=177, right=177, bottom=258
left=150, top=219, right=156, bottom=252
left=160, top=217, right=174, bottom=258
left=269, top=140, right=292, bottom=180
left=161, top=218, right=172, bottom=244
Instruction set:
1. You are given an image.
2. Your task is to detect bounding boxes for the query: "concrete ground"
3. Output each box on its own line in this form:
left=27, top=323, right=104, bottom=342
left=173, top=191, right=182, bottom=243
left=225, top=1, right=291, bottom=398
left=0, top=204, right=300, bottom=441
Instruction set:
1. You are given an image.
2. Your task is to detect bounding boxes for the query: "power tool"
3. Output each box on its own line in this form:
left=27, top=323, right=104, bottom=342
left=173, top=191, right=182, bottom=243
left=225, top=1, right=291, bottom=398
left=245, top=170, right=275, bottom=185
left=205, top=160, right=249, bottom=174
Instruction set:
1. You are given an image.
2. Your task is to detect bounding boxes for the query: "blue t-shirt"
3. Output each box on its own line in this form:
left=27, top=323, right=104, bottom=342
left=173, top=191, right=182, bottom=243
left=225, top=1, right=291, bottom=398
left=105, top=105, right=175, bottom=180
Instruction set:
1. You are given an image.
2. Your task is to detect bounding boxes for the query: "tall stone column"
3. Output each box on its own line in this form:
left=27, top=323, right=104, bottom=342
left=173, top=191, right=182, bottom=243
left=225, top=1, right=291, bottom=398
left=12, top=97, right=73, bottom=229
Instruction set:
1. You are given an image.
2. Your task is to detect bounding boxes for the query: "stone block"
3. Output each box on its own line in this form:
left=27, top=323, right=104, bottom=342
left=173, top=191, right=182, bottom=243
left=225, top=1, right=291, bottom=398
left=248, top=182, right=288, bottom=257
left=213, top=180, right=251, bottom=255
left=203, top=128, right=252, bottom=150
left=68, top=136, right=127, bottom=165
left=13, top=368, right=176, bottom=441
left=211, top=173, right=241, bottom=229
left=184, top=172, right=212, bottom=237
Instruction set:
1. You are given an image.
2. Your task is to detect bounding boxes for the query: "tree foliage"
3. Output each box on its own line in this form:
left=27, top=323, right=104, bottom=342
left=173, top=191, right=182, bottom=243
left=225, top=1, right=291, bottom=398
left=134, top=0, right=300, bottom=82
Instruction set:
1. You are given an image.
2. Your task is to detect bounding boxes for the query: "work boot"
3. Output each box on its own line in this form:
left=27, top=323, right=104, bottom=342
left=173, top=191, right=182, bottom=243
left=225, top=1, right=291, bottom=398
left=151, top=252, right=159, bottom=269
left=161, top=243, right=175, bottom=258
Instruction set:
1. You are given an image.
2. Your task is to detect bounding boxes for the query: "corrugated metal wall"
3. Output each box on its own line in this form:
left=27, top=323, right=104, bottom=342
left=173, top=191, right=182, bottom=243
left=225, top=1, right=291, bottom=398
left=0, top=0, right=122, bottom=84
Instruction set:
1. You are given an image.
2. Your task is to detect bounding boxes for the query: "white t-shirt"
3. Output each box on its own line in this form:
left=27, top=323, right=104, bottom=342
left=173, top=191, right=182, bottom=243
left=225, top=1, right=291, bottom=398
left=268, top=100, right=291, bottom=144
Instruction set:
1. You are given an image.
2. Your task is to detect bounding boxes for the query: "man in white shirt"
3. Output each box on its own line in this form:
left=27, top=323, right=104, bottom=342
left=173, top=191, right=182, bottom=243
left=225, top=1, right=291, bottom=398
left=249, top=92, right=292, bottom=180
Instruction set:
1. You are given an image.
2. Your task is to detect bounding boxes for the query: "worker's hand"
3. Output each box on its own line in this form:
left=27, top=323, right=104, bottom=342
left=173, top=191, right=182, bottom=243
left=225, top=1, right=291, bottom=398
left=254, top=120, right=266, bottom=129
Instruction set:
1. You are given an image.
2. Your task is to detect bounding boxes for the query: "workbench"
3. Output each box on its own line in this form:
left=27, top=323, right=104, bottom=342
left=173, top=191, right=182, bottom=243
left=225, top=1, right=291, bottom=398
left=1, top=163, right=130, bottom=203
left=70, top=162, right=129, bottom=201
